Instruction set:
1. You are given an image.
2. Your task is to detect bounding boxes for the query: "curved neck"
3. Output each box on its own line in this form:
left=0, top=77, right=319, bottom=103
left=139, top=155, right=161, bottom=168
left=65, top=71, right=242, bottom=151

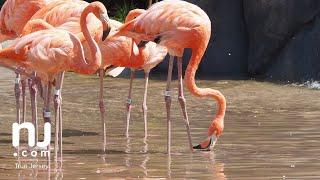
left=78, top=3, right=105, bottom=72
left=184, top=32, right=226, bottom=137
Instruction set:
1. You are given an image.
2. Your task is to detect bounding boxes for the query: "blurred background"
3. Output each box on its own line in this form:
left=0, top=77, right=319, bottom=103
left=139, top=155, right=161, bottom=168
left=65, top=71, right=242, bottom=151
left=1, top=0, right=320, bottom=82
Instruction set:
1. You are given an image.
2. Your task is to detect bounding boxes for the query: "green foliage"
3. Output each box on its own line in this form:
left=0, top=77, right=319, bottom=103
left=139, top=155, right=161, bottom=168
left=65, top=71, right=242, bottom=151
left=113, top=0, right=137, bottom=23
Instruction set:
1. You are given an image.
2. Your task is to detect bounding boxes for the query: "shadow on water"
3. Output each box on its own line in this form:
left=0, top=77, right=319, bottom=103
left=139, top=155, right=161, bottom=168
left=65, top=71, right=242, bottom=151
left=0, top=133, right=11, bottom=136
left=62, top=129, right=98, bottom=137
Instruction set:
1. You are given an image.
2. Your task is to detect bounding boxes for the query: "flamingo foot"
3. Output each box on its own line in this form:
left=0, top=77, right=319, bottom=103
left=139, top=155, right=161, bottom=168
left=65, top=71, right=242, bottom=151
left=193, top=135, right=218, bottom=151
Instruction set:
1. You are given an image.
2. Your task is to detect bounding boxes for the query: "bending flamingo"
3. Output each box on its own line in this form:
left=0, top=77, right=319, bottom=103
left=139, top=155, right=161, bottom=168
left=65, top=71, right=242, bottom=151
left=113, top=0, right=227, bottom=152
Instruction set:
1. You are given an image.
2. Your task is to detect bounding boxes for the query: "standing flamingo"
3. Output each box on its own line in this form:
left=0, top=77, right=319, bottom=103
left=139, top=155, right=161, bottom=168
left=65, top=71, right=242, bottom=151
left=28, top=0, right=117, bottom=154
left=0, top=9, right=110, bottom=160
left=113, top=0, right=227, bottom=152
left=0, top=0, right=55, bottom=127
left=31, top=0, right=167, bottom=149
left=119, top=9, right=167, bottom=137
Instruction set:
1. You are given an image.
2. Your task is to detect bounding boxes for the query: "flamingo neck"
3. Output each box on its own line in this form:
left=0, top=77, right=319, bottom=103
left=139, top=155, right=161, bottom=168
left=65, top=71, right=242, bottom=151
left=79, top=4, right=102, bottom=73
left=185, top=36, right=226, bottom=137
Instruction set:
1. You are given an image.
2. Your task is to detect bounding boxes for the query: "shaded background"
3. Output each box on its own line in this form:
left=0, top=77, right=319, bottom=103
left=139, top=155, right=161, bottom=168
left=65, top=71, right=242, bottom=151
left=1, top=0, right=320, bottom=82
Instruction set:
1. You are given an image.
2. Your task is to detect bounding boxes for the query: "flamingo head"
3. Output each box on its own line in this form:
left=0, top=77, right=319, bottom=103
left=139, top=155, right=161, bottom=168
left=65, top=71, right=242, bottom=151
left=193, top=118, right=224, bottom=151
left=100, top=12, right=111, bottom=41
left=81, top=2, right=111, bottom=41
left=125, top=9, right=146, bottom=23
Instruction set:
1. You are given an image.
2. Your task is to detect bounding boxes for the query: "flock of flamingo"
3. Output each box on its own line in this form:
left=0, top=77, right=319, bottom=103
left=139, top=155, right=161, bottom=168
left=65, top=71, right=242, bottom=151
left=0, top=0, right=226, bottom=159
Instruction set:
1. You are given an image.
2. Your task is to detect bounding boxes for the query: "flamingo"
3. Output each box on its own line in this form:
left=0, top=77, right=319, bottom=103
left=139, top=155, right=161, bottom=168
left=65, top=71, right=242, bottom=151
left=0, top=0, right=57, bottom=128
left=26, top=0, right=114, bottom=155
left=113, top=0, right=227, bottom=152
left=0, top=0, right=56, bottom=41
left=0, top=5, right=110, bottom=159
left=30, top=0, right=167, bottom=151
left=83, top=9, right=167, bottom=144
left=120, top=9, right=168, bottom=138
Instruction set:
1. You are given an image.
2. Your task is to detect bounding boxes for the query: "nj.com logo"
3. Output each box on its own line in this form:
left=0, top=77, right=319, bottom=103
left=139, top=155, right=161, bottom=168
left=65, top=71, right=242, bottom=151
left=12, top=122, right=51, bottom=158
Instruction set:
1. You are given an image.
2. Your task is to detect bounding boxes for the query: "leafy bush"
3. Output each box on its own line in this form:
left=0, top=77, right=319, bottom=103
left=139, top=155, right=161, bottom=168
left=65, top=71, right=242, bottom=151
left=113, top=0, right=137, bottom=22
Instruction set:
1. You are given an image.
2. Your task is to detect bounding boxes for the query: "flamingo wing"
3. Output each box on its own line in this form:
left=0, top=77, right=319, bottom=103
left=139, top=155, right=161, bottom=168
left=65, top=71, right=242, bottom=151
left=142, top=42, right=167, bottom=70
left=105, top=67, right=125, bottom=77
left=14, top=29, right=76, bottom=72
left=31, top=0, right=101, bottom=37
left=0, top=0, right=49, bottom=36
left=99, top=19, right=138, bottom=68
left=115, top=0, right=209, bottom=41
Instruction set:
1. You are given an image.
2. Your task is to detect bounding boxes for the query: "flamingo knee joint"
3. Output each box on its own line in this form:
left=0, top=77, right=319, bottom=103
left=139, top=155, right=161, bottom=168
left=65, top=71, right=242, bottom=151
left=15, top=77, right=20, bottom=84
left=43, top=111, right=51, bottom=118
left=54, top=89, right=61, bottom=96
left=126, top=98, right=132, bottom=105
left=163, top=90, right=172, bottom=97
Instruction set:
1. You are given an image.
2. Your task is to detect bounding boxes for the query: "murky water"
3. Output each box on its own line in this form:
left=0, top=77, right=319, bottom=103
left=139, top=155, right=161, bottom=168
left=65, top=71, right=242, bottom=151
left=0, top=67, right=320, bottom=179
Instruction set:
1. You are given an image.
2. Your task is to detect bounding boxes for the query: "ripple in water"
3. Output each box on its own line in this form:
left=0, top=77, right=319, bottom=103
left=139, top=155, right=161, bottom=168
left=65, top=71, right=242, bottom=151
left=304, top=81, right=320, bottom=90
left=290, top=81, right=320, bottom=90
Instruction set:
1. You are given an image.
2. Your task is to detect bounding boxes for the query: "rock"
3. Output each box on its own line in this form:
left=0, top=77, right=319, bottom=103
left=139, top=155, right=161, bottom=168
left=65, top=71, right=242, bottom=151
left=266, top=17, right=320, bottom=81
left=153, top=0, right=248, bottom=78
left=244, top=0, right=320, bottom=81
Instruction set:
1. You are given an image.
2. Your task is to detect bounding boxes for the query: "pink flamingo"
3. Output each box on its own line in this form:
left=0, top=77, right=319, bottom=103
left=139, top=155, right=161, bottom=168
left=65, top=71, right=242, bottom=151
left=30, top=1, right=167, bottom=151
left=0, top=0, right=56, bottom=127
left=114, top=0, right=227, bottom=153
left=121, top=10, right=168, bottom=138
left=28, top=1, right=113, bottom=159
left=0, top=0, right=55, bottom=41
left=0, top=6, right=110, bottom=160
left=28, top=0, right=117, bottom=154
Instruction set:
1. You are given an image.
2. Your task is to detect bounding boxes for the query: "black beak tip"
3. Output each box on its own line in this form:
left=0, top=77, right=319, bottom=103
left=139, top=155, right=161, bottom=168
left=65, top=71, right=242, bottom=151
left=102, top=28, right=111, bottom=41
left=193, top=138, right=212, bottom=151
left=193, top=144, right=202, bottom=149
left=137, top=40, right=149, bottom=48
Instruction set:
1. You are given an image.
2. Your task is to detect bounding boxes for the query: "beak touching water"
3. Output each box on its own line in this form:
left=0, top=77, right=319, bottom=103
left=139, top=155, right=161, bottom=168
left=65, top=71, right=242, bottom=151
left=101, top=13, right=111, bottom=41
left=193, top=135, right=218, bottom=151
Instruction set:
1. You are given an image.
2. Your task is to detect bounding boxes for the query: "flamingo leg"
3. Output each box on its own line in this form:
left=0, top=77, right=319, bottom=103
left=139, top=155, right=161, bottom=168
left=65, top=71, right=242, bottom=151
left=44, top=83, right=52, bottom=123
left=142, top=71, right=149, bottom=138
left=59, top=96, right=63, bottom=164
left=29, top=72, right=38, bottom=142
left=177, top=57, right=193, bottom=152
left=165, top=55, right=174, bottom=154
left=21, top=79, right=27, bottom=123
left=37, top=77, right=44, bottom=101
left=42, top=84, right=48, bottom=121
left=14, top=72, right=21, bottom=124
left=99, top=69, right=106, bottom=152
left=44, top=82, right=53, bottom=162
left=125, top=70, right=135, bottom=138
left=54, top=71, right=64, bottom=163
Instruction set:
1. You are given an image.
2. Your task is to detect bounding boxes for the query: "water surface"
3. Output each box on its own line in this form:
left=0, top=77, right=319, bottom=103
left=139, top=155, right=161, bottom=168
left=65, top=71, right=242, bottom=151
left=0, top=68, right=319, bottom=179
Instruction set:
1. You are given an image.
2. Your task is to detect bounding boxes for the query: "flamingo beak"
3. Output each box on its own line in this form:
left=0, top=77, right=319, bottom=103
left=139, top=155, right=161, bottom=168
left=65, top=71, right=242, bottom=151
left=102, top=27, right=111, bottom=41
left=137, top=40, right=149, bottom=48
left=101, top=13, right=111, bottom=41
left=193, top=135, right=218, bottom=151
